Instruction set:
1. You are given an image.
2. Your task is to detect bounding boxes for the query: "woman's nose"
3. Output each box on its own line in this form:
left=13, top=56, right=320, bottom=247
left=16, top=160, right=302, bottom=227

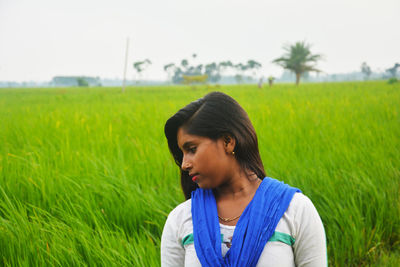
left=181, top=158, right=192, bottom=171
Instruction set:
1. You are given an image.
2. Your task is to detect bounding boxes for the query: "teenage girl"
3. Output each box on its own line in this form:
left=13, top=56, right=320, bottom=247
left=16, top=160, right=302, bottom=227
left=161, top=92, right=327, bottom=267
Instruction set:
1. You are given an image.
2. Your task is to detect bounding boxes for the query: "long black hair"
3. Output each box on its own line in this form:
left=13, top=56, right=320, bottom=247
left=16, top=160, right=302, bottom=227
left=164, top=91, right=266, bottom=200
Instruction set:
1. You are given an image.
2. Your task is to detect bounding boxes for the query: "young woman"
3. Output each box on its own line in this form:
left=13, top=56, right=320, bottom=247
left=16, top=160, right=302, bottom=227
left=161, top=92, right=327, bottom=267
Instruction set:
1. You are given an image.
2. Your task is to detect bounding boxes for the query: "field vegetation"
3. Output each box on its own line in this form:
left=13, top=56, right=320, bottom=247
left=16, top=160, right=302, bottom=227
left=0, top=82, right=399, bottom=266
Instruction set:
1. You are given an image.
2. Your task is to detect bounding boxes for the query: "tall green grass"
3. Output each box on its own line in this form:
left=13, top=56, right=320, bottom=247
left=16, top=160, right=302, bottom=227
left=0, top=82, right=399, bottom=266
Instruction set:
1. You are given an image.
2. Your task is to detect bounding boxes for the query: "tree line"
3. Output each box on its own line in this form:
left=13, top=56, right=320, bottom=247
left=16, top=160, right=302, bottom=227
left=361, top=62, right=399, bottom=83
left=133, top=41, right=399, bottom=86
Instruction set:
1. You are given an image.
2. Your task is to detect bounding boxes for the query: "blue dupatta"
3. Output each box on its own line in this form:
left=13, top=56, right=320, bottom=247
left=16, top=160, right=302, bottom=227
left=191, top=177, right=300, bottom=267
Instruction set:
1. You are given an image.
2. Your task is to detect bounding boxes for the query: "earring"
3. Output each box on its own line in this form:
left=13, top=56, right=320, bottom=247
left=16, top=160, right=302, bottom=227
left=232, top=151, right=235, bottom=155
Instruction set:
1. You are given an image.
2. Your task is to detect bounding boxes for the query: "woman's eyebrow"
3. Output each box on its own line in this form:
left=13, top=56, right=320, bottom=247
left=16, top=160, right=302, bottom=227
left=182, top=141, right=195, bottom=150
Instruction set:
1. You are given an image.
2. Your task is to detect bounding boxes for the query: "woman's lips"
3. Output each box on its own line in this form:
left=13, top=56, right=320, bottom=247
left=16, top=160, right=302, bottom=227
left=192, top=175, right=199, bottom=182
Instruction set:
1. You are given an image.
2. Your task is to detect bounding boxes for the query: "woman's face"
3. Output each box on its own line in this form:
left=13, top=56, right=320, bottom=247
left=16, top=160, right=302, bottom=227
left=177, top=127, right=235, bottom=189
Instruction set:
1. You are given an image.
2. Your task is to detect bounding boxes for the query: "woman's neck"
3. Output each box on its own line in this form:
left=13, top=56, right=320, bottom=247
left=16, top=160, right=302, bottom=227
left=214, top=172, right=261, bottom=201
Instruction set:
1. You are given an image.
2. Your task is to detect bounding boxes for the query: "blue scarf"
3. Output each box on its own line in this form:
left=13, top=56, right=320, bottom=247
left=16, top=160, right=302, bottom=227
left=191, top=177, right=300, bottom=267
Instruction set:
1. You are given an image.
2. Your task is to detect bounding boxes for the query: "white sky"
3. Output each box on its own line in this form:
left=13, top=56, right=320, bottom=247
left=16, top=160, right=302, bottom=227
left=0, top=0, right=399, bottom=82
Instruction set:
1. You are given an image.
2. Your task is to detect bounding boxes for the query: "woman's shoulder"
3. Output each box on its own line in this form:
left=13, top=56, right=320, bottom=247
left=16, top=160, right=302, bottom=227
left=168, top=198, right=191, bottom=216
left=288, top=192, right=315, bottom=211
left=165, top=198, right=193, bottom=228
left=281, top=192, right=324, bottom=241
left=276, top=192, right=321, bottom=236
left=285, top=192, right=320, bottom=222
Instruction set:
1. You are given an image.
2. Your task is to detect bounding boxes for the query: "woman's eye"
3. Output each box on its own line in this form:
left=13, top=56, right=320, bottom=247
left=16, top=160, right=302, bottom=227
left=189, top=147, right=197, bottom=153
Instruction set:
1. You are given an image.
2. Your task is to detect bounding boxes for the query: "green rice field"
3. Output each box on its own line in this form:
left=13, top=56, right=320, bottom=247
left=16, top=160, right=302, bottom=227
left=0, top=81, right=399, bottom=266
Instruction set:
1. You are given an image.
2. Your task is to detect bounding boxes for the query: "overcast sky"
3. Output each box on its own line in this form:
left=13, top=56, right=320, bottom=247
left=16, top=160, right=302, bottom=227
left=0, top=0, right=399, bottom=82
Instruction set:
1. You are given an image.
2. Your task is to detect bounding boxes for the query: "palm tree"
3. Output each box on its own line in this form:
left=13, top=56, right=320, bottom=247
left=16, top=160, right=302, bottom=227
left=273, top=41, right=322, bottom=85
left=133, top=59, right=152, bottom=83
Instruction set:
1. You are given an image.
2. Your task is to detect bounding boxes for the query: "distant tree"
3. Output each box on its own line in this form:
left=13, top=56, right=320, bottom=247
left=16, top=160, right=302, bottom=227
left=246, top=60, right=262, bottom=80
left=205, top=62, right=221, bottom=83
left=172, top=67, right=183, bottom=84
left=133, top=59, right=152, bottom=83
left=164, top=57, right=201, bottom=84
left=219, top=61, right=233, bottom=72
left=386, top=63, right=400, bottom=78
left=180, top=59, right=189, bottom=72
left=218, top=61, right=233, bottom=82
left=273, top=41, right=322, bottom=85
left=165, top=57, right=263, bottom=85
left=185, top=54, right=201, bottom=75
left=361, top=62, right=372, bottom=80
left=192, top=64, right=203, bottom=75
left=387, top=77, right=398, bottom=84
left=164, top=63, right=176, bottom=83
left=186, top=65, right=203, bottom=76
left=164, top=58, right=198, bottom=84
left=76, top=77, right=89, bottom=87
left=234, top=63, right=248, bottom=84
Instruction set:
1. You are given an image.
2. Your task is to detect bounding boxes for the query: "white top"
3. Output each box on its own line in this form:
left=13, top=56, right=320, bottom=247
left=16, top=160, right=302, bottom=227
left=161, top=193, right=327, bottom=267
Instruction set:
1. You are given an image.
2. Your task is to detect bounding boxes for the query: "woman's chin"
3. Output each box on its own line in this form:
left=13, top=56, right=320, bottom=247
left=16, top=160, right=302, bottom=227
left=196, top=182, right=205, bottom=188
left=196, top=182, right=213, bottom=189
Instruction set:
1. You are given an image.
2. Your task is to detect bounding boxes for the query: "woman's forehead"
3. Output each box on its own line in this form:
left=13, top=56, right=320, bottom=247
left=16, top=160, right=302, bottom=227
left=177, top=128, right=211, bottom=149
left=177, top=128, right=197, bottom=146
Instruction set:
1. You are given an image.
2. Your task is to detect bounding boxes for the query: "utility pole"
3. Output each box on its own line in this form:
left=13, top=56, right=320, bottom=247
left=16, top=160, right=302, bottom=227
left=122, top=37, right=130, bottom=93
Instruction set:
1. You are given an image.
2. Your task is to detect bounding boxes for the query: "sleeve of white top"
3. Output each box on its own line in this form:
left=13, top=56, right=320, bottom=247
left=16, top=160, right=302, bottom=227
left=293, top=194, right=327, bottom=267
left=160, top=209, right=185, bottom=267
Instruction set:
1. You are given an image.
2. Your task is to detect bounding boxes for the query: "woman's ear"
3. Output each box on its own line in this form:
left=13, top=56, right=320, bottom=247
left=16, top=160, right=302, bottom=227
left=223, top=135, right=236, bottom=154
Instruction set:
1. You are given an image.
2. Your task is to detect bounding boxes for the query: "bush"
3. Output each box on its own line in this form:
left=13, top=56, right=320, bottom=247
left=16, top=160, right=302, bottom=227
left=387, top=77, right=398, bottom=84
left=77, top=77, right=89, bottom=87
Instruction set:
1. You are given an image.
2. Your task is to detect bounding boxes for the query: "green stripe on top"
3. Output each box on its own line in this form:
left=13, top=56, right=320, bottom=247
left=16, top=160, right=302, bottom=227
left=181, top=231, right=295, bottom=247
